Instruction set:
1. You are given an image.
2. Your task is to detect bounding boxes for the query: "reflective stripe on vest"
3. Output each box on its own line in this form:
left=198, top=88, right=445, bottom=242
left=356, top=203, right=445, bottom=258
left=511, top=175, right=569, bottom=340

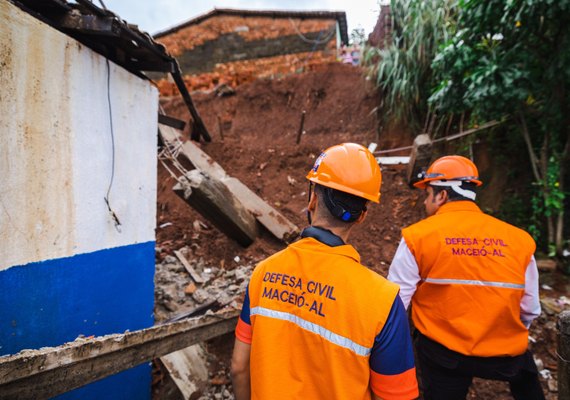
left=423, top=277, right=525, bottom=290
left=251, top=306, right=371, bottom=356
left=402, top=201, right=536, bottom=357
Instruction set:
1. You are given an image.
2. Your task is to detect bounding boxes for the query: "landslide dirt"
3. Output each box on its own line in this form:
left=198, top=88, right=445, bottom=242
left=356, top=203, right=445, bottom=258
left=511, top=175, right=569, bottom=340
left=155, top=62, right=562, bottom=399
left=157, top=63, right=417, bottom=273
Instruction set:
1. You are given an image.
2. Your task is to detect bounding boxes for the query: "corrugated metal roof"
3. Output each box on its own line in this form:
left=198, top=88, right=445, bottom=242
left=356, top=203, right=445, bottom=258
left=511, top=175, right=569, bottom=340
left=154, top=8, right=349, bottom=45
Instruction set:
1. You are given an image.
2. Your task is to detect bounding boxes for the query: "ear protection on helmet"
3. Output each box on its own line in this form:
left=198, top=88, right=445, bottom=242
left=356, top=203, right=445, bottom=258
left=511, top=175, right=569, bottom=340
left=322, top=187, right=366, bottom=223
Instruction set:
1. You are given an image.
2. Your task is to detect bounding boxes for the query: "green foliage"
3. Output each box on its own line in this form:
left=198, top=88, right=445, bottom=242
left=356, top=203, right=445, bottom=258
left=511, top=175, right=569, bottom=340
left=527, top=155, right=565, bottom=246
left=363, top=0, right=457, bottom=129
left=430, top=0, right=570, bottom=120
left=540, top=156, right=566, bottom=217
left=429, top=0, right=570, bottom=252
left=498, top=194, right=534, bottom=234
left=350, top=27, right=366, bottom=46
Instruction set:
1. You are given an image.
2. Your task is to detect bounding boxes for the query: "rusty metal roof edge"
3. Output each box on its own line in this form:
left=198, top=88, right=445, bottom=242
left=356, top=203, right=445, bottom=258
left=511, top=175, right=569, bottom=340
left=10, top=0, right=213, bottom=142
left=12, top=0, right=175, bottom=69
left=153, top=8, right=349, bottom=44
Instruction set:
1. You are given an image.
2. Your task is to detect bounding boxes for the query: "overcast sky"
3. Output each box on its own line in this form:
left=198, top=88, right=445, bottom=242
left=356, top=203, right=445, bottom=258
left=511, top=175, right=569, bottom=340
left=103, top=0, right=384, bottom=36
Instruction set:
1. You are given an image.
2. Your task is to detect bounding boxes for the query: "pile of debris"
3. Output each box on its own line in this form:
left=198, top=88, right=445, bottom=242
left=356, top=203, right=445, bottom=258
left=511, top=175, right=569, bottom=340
left=152, top=245, right=253, bottom=400
left=154, top=247, right=252, bottom=323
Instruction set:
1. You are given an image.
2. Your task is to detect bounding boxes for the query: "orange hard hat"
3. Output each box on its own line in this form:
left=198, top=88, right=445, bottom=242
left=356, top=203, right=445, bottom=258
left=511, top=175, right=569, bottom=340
left=306, top=143, right=381, bottom=203
left=414, top=155, right=482, bottom=189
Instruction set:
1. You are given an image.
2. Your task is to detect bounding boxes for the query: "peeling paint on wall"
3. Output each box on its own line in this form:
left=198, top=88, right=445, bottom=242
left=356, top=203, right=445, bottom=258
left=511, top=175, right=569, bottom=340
left=0, top=2, right=158, bottom=397
left=0, top=2, right=158, bottom=271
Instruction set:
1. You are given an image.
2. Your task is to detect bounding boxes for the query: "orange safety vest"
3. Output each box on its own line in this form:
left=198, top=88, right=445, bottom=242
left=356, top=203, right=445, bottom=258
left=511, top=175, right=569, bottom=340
left=247, top=237, right=399, bottom=400
left=402, top=201, right=535, bottom=357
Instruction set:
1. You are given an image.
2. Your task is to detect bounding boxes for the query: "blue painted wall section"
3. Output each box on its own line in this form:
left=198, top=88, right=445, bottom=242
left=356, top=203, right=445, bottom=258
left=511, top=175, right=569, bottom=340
left=0, top=241, right=155, bottom=399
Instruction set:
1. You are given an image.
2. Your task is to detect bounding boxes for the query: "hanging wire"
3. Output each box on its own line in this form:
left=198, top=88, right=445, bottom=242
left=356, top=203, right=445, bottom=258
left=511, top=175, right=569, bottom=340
left=289, top=18, right=336, bottom=44
left=373, top=120, right=503, bottom=155
left=104, top=59, right=121, bottom=230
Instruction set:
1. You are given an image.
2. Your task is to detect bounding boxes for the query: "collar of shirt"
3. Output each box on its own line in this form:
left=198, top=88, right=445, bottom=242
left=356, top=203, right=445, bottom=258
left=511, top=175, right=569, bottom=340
left=436, top=200, right=482, bottom=215
left=300, top=226, right=345, bottom=247
left=290, top=237, right=361, bottom=264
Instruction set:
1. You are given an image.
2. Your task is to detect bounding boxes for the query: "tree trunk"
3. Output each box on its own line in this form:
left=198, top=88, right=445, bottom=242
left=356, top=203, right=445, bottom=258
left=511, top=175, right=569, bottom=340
left=517, top=111, right=542, bottom=182
left=555, top=124, right=570, bottom=255
left=516, top=111, right=558, bottom=250
left=540, top=132, right=555, bottom=245
left=554, top=78, right=570, bottom=256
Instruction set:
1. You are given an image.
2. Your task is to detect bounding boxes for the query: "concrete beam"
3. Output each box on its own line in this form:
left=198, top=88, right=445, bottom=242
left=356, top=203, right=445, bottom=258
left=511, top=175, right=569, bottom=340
left=0, top=312, right=238, bottom=399
left=173, top=170, right=258, bottom=247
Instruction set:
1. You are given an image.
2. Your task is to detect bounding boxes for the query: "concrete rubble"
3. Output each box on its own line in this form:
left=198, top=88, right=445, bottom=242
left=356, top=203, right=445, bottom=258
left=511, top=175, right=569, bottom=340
left=154, top=247, right=253, bottom=399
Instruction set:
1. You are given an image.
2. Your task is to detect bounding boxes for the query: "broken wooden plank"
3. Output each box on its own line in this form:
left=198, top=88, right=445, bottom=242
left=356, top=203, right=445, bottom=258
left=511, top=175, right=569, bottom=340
left=407, top=133, right=433, bottom=186
left=160, top=345, right=208, bottom=399
left=159, top=124, right=299, bottom=243
left=174, top=249, right=205, bottom=283
left=158, top=113, right=186, bottom=130
left=0, top=312, right=238, bottom=400
left=173, top=170, right=258, bottom=247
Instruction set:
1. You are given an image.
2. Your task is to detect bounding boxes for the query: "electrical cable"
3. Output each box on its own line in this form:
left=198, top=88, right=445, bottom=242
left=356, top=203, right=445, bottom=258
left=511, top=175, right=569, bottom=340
left=104, top=59, right=121, bottom=230
left=373, top=120, right=503, bottom=155
left=289, top=18, right=336, bottom=44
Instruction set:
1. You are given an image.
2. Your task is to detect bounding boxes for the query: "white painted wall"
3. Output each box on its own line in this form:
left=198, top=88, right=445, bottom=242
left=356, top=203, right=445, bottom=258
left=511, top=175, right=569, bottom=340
left=0, top=2, right=158, bottom=271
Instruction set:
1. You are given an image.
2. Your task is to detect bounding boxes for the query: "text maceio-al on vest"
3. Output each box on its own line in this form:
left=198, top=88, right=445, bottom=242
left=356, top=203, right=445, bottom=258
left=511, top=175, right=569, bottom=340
left=445, top=237, right=508, bottom=257
left=261, top=272, right=336, bottom=317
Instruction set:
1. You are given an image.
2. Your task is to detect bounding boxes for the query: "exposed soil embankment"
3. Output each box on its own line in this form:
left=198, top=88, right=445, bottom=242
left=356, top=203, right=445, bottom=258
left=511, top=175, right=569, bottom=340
left=154, top=62, right=564, bottom=399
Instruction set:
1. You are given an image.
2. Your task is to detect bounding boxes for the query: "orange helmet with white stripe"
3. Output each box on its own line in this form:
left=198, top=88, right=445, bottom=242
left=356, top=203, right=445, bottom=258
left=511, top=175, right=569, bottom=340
left=414, top=155, right=482, bottom=189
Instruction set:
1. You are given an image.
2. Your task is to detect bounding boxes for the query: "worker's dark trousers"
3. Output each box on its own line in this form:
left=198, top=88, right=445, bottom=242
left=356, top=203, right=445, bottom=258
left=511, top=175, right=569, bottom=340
left=415, top=333, right=545, bottom=400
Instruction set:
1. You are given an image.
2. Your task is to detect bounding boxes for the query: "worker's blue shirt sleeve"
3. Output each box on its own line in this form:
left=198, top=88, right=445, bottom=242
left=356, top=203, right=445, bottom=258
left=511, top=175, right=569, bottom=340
left=235, top=284, right=252, bottom=344
left=239, top=284, right=251, bottom=324
left=369, top=294, right=415, bottom=374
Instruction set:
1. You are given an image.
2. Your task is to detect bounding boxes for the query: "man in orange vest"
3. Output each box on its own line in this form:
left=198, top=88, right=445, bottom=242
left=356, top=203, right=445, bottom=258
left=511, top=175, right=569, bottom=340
left=388, top=155, right=544, bottom=399
left=231, top=143, right=419, bottom=400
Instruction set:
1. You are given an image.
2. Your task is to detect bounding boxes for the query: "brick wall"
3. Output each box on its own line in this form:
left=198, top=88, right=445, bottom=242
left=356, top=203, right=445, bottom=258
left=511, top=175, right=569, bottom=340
left=155, top=15, right=340, bottom=94
left=158, top=15, right=338, bottom=56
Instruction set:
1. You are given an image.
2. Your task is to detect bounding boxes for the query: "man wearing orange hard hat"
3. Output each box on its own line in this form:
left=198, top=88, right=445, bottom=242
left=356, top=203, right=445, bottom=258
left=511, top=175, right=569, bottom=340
left=388, top=155, right=544, bottom=399
left=231, top=143, right=418, bottom=400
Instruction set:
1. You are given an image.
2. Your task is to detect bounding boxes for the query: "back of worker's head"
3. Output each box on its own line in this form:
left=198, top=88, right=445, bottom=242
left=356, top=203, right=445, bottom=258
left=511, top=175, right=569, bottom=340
left=415, top=155, right=482, bottom=202
left=306, top=143, right=381, bottom=224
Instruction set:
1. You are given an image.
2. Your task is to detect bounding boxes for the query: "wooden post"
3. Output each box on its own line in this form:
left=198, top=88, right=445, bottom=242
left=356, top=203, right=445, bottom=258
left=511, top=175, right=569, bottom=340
left=173, top=169, right=258, bottom=247
left=407, top=134, right=433, bottom=186
left=296, top=110, right=306, bottom=144
left=217, top=115, right=224, bottom=141
left=559, top=310, right=570, bottom=399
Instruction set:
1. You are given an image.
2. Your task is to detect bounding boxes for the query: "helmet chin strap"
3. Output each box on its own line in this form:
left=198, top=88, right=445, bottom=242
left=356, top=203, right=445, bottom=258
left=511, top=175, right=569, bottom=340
left=430, top=180, right=476, bottom=200
left=307, top=181, right=313, bottom=225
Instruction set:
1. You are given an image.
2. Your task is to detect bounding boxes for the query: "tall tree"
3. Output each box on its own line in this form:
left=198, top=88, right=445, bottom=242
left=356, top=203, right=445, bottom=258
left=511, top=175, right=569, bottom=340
left=430, top=0, right=570, bottom=255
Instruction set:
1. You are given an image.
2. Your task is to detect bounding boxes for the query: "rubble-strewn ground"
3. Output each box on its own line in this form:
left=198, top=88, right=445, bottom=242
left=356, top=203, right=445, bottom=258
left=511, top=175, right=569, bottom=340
left=153, top=62, right=568, bottom=399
